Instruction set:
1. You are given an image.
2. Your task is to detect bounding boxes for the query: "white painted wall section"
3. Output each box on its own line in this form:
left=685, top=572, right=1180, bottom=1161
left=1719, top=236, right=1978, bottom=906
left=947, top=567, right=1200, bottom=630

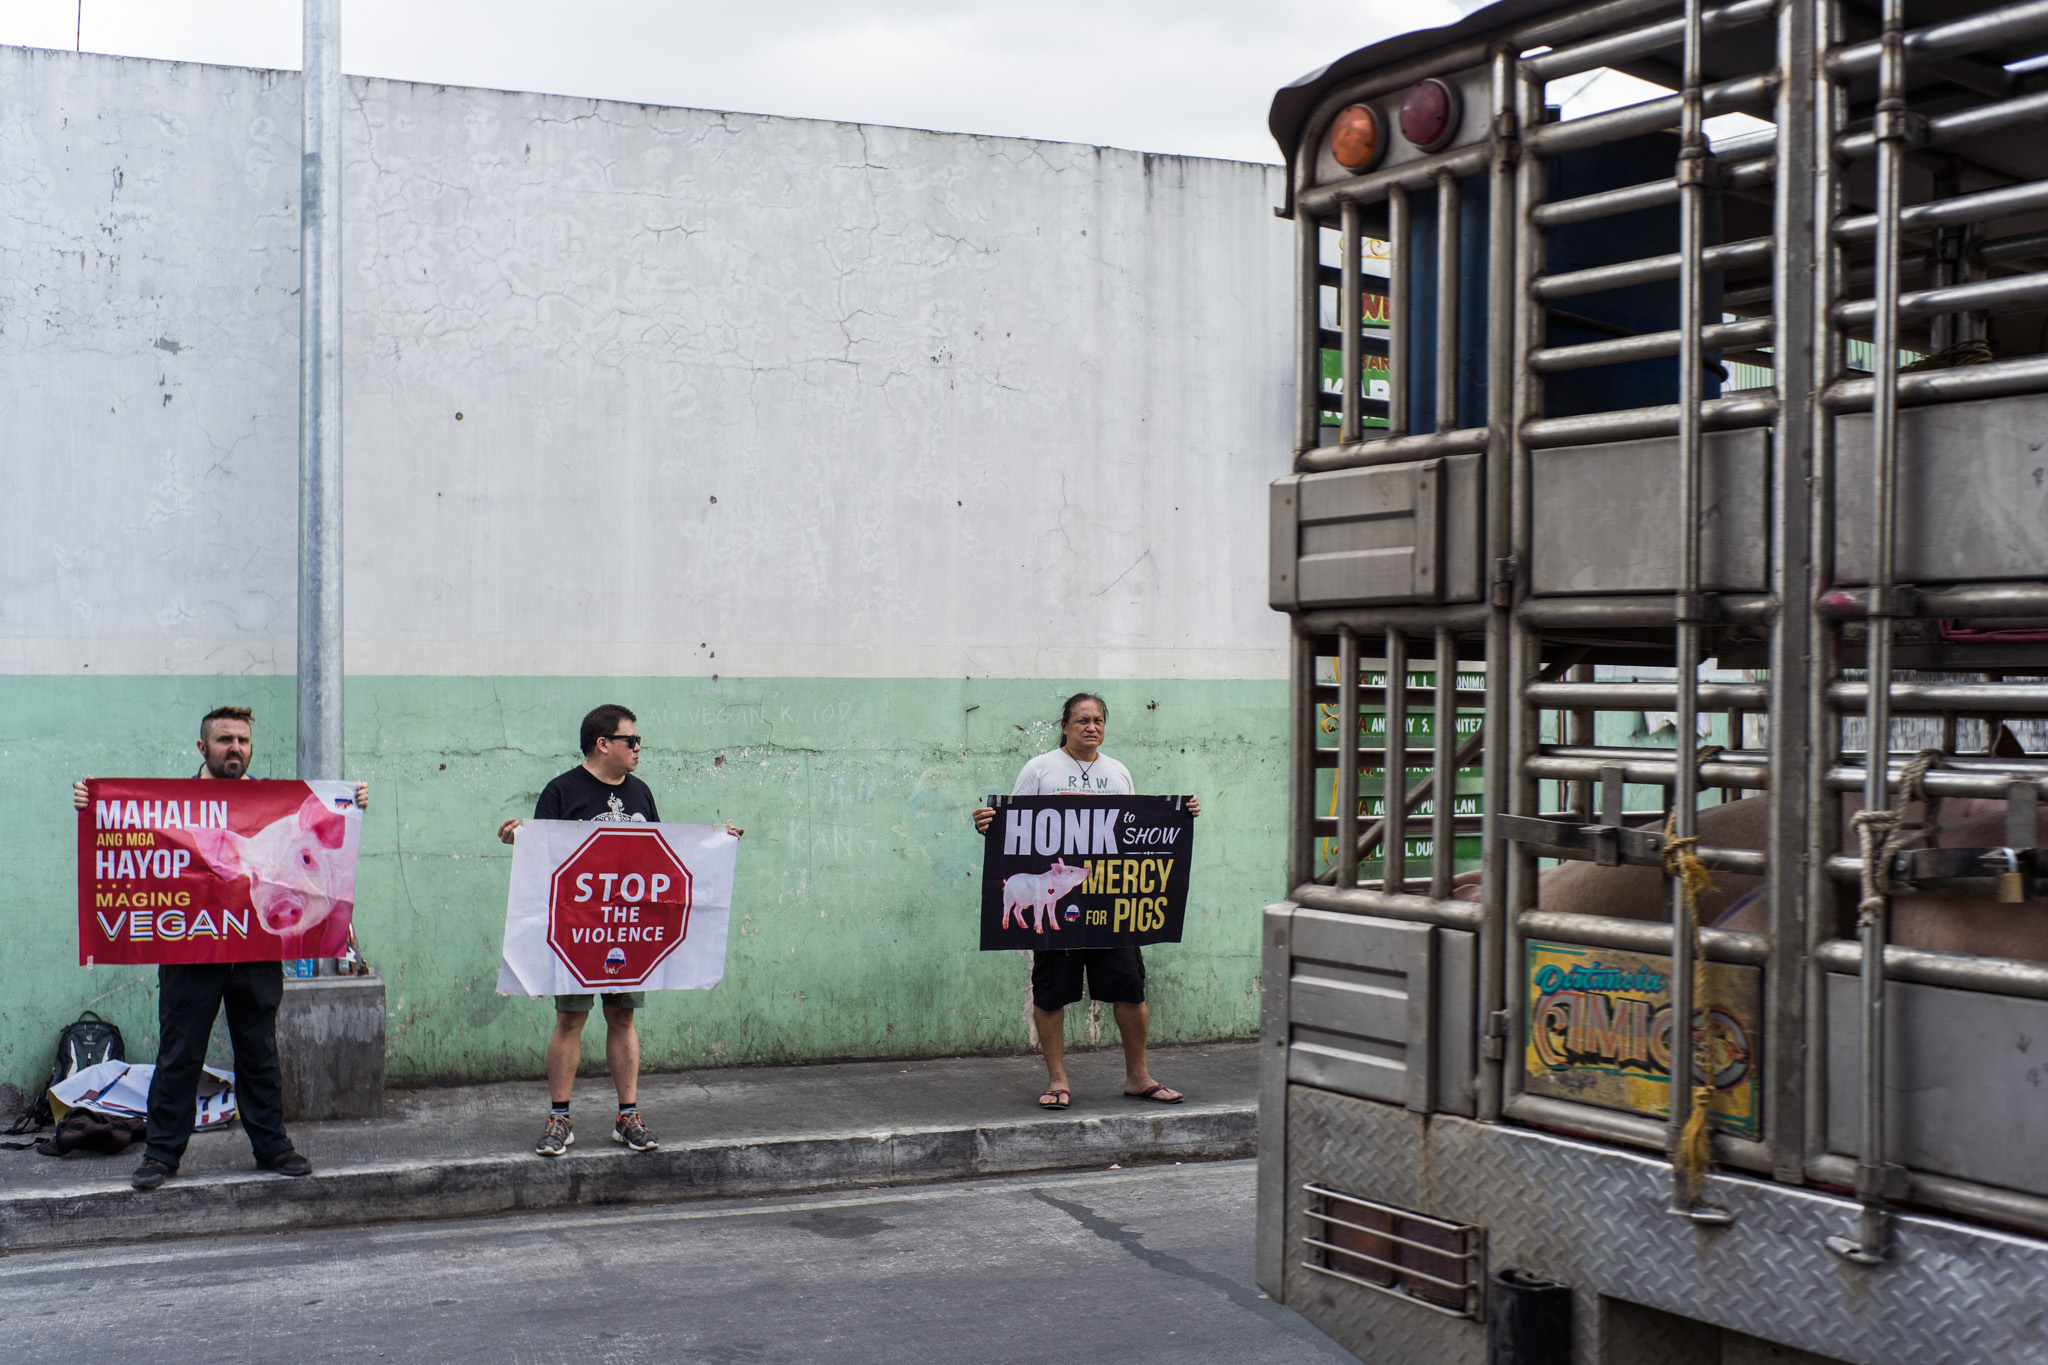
left=0, top=47, right=1294, bottom=679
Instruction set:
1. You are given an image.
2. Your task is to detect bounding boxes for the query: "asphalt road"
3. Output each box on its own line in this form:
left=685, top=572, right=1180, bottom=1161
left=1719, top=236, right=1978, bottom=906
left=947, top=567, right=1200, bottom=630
left=3, top=1159, right=1351, bottom=1364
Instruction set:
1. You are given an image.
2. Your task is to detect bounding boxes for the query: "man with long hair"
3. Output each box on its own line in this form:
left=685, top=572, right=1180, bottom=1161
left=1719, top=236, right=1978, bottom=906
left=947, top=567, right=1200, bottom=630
left=973, top=693, right=1199, bottom=1111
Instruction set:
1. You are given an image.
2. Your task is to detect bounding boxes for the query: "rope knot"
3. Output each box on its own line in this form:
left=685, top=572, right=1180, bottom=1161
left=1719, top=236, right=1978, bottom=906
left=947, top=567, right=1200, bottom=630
left=1661, top=802, right=1720, bottom=1205
left=1851, top=748, right=1943, bottom=928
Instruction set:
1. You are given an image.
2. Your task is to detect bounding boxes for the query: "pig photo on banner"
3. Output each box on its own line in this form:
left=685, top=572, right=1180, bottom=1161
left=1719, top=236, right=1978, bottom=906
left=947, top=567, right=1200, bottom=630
left=979, top=795, right=1195, bottom=951
left=498, top=821, right=738, bottom=996
left=77, top=778, right=364, bottom=964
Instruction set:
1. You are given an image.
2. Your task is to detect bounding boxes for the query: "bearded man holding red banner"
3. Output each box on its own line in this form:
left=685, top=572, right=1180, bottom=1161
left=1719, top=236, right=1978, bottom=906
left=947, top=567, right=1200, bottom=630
left=72, top=705, right=369, bottom=1191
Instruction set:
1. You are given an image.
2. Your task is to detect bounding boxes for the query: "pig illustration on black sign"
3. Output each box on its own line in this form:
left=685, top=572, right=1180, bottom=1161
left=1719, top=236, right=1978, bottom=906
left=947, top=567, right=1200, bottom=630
left=1002, top=859, right=1092, bottom=934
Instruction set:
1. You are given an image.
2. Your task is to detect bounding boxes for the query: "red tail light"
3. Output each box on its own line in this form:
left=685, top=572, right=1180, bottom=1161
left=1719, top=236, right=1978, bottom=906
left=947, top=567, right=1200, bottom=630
left=1399, top=78, right=1460, bottom=153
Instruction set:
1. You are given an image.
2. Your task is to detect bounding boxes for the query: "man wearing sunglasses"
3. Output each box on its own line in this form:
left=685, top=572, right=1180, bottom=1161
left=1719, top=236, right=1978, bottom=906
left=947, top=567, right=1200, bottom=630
left=496, top=704, right=738, bottom=1159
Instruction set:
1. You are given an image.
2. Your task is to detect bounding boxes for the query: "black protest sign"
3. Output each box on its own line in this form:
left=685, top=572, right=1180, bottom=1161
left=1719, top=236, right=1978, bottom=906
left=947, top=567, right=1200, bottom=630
left=979, top=795, right=1195, bottom=950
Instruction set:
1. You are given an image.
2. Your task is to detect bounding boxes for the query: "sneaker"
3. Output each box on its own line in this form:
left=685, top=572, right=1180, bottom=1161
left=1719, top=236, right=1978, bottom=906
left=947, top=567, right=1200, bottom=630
left=131, top=1157, right=175, bottom=1190
left=536, top=1112, right=574, bottom=1158
left=612, top=1111, right=659, bottom=1152
left=257, top=1149, right=313, bottom=1177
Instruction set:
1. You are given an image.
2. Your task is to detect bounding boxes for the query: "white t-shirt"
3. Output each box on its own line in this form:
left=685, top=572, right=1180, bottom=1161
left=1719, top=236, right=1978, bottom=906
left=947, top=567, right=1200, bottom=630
left=1012, top=748, right=1135, bottom=797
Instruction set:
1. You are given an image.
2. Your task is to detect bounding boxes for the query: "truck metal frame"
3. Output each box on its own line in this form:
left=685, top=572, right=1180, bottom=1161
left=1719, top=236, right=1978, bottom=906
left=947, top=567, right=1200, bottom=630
left=1259, top=1, right=2048, bottom=1359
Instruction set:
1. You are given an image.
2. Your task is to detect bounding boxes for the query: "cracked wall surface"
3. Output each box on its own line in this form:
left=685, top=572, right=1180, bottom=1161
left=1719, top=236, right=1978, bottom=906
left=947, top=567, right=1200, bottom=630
left=1, top=51, right=300, bottom=672
left=3, top=47, right=1292, bottom=677
left=0, top=47, right=1294, bottom=1084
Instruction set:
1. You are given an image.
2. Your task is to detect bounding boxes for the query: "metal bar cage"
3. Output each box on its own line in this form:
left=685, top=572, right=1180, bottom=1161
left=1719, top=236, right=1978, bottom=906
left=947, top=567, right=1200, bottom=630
left=1273, top=0, right=2048, bottom=1248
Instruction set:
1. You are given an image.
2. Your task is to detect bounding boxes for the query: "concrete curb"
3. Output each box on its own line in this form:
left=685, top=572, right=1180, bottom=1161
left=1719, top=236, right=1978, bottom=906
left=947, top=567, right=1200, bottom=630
left=0, top=1105, right=1254, bottom=1253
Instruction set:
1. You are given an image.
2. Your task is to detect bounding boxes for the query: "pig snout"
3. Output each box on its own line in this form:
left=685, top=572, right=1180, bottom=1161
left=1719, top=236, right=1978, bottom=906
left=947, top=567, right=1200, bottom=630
left=255, top=886, right=316, bottom=935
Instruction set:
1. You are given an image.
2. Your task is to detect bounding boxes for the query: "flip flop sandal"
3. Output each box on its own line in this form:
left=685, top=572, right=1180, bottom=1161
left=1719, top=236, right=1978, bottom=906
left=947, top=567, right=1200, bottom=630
left=1039, top=1088, right=1071, bottom=1110
left=1125, top=1084, right=1183, bottom=1104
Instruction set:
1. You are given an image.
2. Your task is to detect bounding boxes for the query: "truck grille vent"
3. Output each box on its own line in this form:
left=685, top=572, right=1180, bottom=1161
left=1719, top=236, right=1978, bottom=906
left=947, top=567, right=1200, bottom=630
left=1302, top=1183, right=1484, bottom=1319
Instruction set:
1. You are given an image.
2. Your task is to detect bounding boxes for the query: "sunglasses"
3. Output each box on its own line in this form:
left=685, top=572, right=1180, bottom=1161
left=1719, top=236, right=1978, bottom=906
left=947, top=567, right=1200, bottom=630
left=601, top=734, right=643, bottom=749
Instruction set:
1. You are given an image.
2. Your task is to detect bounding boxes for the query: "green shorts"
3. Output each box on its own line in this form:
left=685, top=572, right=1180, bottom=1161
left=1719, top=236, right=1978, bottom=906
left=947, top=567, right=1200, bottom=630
left=554, top=992, right=645, bottom=1013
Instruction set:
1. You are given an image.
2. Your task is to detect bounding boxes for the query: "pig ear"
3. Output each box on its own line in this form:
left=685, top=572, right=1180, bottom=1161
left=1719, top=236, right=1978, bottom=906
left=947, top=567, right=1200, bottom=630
left=298, top=794, right=348, bottom=849
left=187, top=827, right=248, bottom=882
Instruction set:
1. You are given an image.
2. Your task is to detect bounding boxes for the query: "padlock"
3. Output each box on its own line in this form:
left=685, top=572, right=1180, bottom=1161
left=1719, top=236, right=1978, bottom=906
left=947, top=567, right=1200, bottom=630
left=1986, top=847, right=2029, bottom=903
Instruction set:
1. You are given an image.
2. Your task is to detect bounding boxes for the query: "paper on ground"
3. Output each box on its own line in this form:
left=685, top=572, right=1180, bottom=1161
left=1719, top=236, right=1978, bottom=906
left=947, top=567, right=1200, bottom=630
left=51, top=1058, right=237, bottom=1129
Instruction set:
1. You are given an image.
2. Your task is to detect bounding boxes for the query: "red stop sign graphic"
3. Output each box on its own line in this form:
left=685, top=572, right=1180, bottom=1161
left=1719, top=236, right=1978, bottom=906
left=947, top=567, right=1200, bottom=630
left=548, top=827, right=693, bottom=988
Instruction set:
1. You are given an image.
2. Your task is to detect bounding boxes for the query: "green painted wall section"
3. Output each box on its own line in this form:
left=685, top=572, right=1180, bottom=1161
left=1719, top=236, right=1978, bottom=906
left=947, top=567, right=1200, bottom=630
left=0, top=675, right=1284, bottom=1090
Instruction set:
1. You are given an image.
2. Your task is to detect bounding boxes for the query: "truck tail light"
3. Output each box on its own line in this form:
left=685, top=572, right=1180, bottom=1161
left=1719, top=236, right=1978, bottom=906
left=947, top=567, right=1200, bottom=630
left=1399, top=78, right=1460, bottom=153
left=1329, top=105, right=1384, bottom=173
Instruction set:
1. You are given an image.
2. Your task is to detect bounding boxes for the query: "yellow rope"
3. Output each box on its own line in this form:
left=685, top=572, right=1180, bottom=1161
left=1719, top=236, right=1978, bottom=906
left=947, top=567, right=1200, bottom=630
left=1661, top=804, right=1719, bottom=1206
left=1658, top=745, right=1724, bottom=1205
left=1850, top=748, right=1944, bottom=929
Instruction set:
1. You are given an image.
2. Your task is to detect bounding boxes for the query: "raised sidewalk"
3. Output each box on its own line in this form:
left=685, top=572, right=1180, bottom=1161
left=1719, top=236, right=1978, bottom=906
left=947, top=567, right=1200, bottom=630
left=0, top=1041, right=1255, bottom=1252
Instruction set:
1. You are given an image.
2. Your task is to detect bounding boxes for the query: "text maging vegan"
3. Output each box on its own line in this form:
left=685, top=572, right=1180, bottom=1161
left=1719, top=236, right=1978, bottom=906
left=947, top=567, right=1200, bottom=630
left=978, top=796, right=1195, bottom=951
left=77, top=778, right=365, bottom=965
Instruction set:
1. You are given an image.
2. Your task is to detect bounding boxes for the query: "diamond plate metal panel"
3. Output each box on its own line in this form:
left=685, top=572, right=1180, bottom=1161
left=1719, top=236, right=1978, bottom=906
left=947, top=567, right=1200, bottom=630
left=1284, top=1093, right=1486, bottom=1361
left=1284, top=1086, right=2048, bottom=1365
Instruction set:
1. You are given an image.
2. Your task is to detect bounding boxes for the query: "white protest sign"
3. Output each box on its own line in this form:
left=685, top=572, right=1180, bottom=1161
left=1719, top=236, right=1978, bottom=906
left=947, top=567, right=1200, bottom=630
left=497, top=820, right=736, bottom=997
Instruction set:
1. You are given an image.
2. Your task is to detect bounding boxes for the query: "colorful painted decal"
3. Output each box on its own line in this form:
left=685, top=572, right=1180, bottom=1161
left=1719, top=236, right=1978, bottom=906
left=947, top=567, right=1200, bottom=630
left=1523, top=939, right=1761, bottom=1139
left=76, top=778, right=362, bottom=964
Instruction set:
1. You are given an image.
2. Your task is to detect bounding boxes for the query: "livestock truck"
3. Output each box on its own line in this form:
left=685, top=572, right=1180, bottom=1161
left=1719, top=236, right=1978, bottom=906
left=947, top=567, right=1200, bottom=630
left=1257, top=0, right=2048, bottom=1359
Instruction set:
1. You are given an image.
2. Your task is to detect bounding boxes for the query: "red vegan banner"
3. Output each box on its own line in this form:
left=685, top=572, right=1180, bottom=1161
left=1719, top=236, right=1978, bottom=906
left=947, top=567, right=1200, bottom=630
left=77, top=779, right=363, bottom=965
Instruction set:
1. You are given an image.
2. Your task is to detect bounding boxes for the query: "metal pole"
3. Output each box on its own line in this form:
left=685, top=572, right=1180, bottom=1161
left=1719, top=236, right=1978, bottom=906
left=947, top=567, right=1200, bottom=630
left=1433, top=627, right=1458, bottom=900
left=1295, top=210, right=1323, bottom=461
left=1436, top=173, right=1462, bottom=433
left=1831, top=0, right=1910, bottom=1267
left=1288, top=631, right=1319, bottom=895
left=1765, top=0, right=1819, bottom=1190
left=1338, top=628, right=1362, bottom=889
left=1388, top=186, right=1412, bottom=438
left=1667, top=0, right=1724, bottom=1222
left=1567, top=663, right=1595, bottom=820
left=1477, top=43, right=1520, bottom=1123
left=298, top=0, right=344, bottom=780
left=1385, top=631, right=1410, bottom=893
left=1342, top=202, right=1365, bottom=445
left=1804, top=0, right=1847, bottom=1188
left=1499, top=54, right=1547, bottom=1120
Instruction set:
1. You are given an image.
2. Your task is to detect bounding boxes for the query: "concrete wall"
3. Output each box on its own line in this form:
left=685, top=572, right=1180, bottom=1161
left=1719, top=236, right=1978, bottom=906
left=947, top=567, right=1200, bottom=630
left=0, top=45, right=1294, bottom=1087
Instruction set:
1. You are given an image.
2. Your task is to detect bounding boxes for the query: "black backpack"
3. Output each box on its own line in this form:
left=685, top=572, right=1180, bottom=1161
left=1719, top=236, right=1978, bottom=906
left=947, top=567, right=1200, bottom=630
left=3, top=1011, right=127, bottom=1137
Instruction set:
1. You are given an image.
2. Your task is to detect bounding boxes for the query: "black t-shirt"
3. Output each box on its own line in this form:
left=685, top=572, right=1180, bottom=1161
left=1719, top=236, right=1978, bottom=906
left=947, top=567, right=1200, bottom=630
left=533, top=766, right=661, bottom=824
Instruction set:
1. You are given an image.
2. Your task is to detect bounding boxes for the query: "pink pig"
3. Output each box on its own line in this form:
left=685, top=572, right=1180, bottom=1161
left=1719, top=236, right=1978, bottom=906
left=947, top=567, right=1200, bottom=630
left=188, top=794, right=355, bottom=942
left=1003, top=858, right=1092, bottom=935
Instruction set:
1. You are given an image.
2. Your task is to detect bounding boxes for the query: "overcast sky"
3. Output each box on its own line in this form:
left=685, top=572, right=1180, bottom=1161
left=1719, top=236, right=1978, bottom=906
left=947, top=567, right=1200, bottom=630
left=0, top=0, right=1503, bottom=164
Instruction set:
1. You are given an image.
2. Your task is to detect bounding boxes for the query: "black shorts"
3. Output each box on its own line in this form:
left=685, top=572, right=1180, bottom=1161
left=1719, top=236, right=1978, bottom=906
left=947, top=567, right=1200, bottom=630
left=1032, top=947, right=1145, bottom=1012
